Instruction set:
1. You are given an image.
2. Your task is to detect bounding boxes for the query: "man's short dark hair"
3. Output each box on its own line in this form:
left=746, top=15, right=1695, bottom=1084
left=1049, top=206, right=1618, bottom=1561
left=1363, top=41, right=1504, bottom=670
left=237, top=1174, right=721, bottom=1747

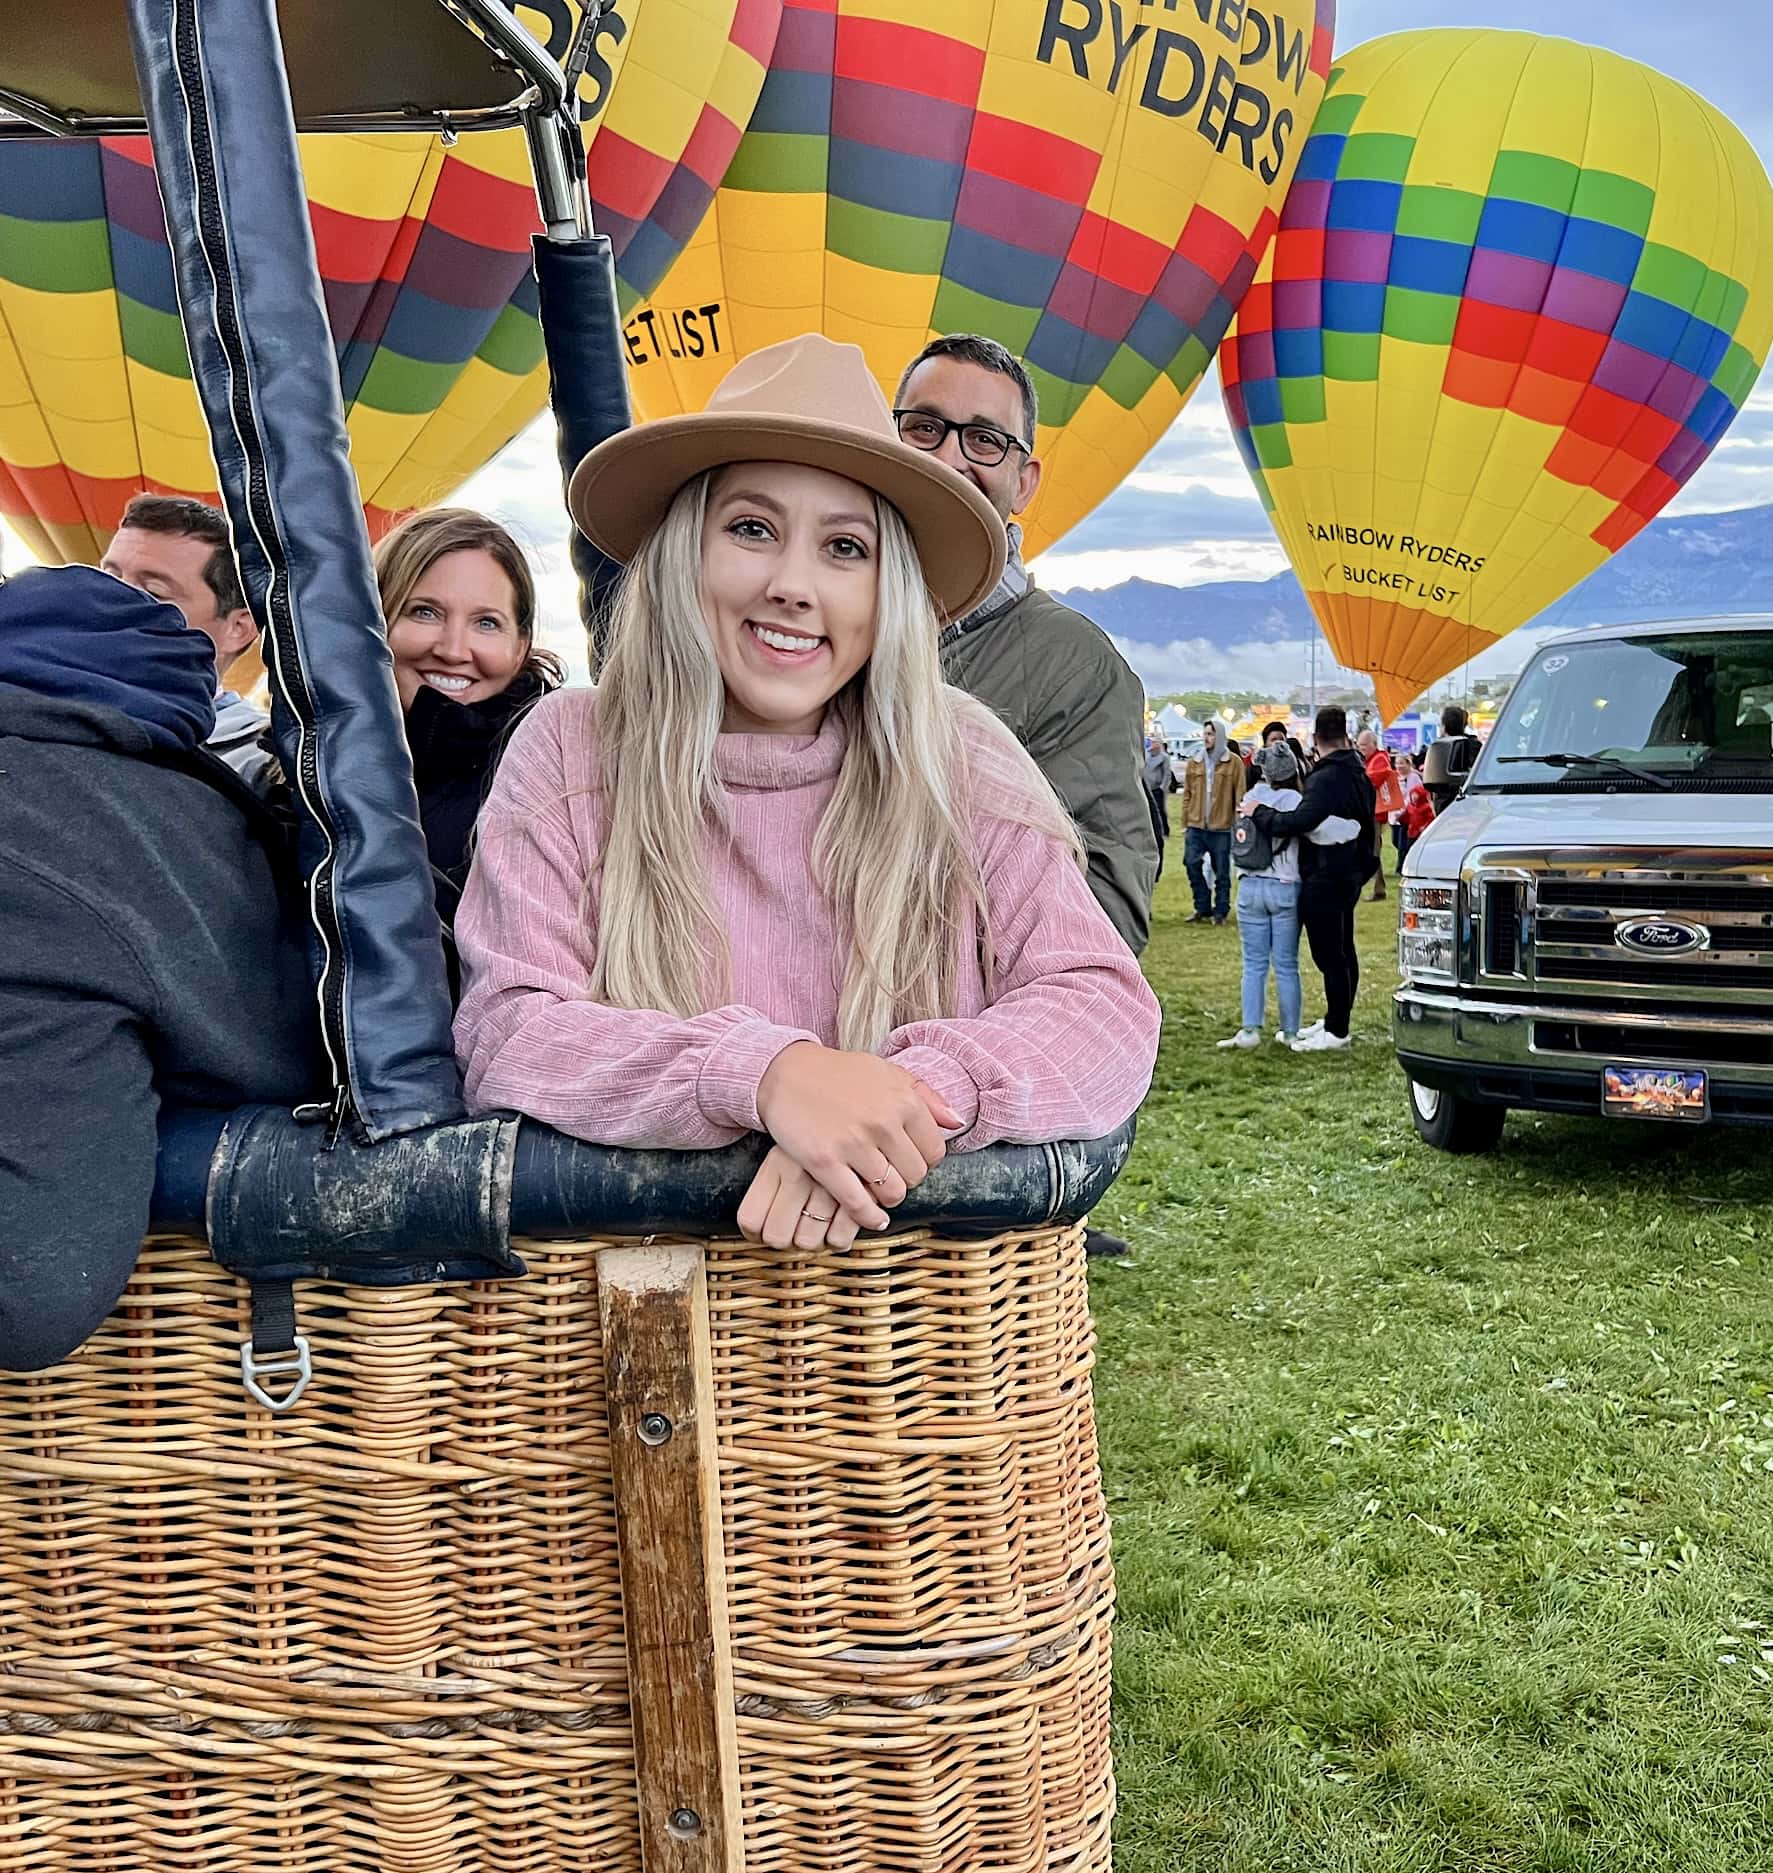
left=1315, top=705, right=1349, bottom=745
left=1441, top=704, right=1469, bottom=736
left=895, top=334, right=1038, bottom=447
left=1261, top=719, right=1288, bottom=743
left=117, top=494, right=247, bottom=617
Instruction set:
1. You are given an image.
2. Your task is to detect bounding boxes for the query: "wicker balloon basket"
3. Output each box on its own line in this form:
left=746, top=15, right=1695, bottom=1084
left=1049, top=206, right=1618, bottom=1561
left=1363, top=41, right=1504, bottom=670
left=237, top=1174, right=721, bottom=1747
left=0, top=1222, right=1113, bottom=1872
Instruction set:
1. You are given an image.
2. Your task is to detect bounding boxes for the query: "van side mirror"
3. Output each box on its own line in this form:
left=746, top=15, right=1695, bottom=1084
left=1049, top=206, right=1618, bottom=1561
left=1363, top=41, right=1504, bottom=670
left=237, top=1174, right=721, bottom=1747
left=1421, top=735, right=1476, bottom=788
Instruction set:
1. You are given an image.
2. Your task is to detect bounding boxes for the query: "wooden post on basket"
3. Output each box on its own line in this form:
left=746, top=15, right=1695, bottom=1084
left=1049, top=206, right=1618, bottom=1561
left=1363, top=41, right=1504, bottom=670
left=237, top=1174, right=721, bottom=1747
left=598, top=1243, right=743, bottom=1873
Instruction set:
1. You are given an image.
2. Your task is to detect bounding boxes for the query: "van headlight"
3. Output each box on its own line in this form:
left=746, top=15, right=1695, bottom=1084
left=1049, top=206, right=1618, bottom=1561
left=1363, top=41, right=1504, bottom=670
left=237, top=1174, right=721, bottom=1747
left=1399, top=882, right=1458, bottom=984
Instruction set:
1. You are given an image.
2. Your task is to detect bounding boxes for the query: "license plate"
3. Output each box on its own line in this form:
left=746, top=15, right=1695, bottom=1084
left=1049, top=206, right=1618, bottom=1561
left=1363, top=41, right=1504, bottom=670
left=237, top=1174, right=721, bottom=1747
left=1602, top=1065, right=1709, bottom=1123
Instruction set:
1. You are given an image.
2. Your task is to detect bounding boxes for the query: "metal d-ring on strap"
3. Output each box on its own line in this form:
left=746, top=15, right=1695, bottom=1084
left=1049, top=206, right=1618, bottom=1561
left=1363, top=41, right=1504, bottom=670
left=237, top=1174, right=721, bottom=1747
left=241, top=1280, right=312, bottom=1413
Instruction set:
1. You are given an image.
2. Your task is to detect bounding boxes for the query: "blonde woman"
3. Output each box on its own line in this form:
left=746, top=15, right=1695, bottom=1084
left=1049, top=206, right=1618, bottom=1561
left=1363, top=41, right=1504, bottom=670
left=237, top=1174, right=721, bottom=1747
left=453, top=336, right=1160, bottom=1249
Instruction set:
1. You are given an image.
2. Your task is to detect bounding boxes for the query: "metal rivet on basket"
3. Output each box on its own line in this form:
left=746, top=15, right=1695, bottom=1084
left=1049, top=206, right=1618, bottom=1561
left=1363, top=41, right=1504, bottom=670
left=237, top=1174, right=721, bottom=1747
left=667, top=1807, right=702, bottom=1839
left=638, top=1412, right=674, bottom=1447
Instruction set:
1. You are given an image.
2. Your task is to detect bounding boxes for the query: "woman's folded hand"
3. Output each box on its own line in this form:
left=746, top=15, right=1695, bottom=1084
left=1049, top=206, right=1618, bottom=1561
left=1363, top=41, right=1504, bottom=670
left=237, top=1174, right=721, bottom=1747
left=755, top=1041, right=962, bottom=1232
left=737, top=1147, right=864, bottom=1250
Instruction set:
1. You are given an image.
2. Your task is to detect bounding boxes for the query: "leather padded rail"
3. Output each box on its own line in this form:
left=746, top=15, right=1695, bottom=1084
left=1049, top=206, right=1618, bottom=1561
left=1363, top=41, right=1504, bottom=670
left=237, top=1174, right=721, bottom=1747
left=533, top=233, right=633, bottom=670
left=202, top=1107, right=524, bottom=1288
left=126, top=0, right=464, bottom=1141
left=153, top=1107, right=1137, bottom=1269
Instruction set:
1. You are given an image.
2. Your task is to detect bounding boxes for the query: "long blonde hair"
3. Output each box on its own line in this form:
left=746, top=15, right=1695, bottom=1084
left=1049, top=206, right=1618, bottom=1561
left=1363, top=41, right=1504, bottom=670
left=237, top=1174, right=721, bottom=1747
left=589, top=469, right=1079, bottom=1051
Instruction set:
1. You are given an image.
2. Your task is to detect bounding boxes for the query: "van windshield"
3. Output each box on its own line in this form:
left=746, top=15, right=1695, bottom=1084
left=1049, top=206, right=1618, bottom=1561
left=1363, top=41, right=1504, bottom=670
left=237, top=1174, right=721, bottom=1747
left=1473, top=631, right=1773, bottom=790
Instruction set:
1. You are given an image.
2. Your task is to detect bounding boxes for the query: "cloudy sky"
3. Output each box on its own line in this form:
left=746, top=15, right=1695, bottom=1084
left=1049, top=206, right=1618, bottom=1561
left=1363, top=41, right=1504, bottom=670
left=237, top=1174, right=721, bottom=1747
left=450, top=0, right=1773, bottom=684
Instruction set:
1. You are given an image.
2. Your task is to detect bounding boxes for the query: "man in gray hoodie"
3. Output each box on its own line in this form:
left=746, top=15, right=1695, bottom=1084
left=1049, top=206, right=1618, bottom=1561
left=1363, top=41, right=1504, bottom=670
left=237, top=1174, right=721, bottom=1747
left=1180, top=718, right=1247, bottom=923
left=99, top=494, right=276, bottom=791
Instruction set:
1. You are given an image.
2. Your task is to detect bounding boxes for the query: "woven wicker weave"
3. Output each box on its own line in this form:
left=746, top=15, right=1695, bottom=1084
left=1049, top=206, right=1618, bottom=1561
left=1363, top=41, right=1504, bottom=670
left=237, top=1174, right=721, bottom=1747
left=0, top=1223, right=1112, bottom=1872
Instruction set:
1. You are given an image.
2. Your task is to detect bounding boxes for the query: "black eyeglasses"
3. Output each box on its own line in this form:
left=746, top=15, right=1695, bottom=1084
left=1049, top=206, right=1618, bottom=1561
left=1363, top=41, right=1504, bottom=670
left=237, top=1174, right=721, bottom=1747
left=893, top=409, right=1031, bottom=468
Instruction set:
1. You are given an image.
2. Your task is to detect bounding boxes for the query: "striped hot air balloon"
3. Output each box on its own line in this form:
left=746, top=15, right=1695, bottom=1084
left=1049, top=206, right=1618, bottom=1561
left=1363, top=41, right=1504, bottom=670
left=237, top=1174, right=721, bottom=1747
left=622, top=0, right=1337, bottom=557
left=1219, top=29, right=1773, bottom=720
left=0, top=0, right=780, bottom=567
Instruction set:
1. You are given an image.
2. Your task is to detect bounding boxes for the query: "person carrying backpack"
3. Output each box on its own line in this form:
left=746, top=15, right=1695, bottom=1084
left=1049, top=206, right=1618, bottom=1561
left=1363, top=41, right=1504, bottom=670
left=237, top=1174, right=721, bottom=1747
left=1220, top=740, right=1304, bottom=1049
left=1248, top=706, right=1376, bottom=1053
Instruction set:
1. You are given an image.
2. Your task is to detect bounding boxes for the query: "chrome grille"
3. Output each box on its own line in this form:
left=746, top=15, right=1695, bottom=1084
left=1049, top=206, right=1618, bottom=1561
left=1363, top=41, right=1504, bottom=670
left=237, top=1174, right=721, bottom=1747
left=1538, top=917, right=1769, bottom=952
left=1524, top=862, right=1773, bottom=1005
left=1537, top=955, right=1773, bottom=993
left=1484, top=882, right=1521, bottom=975
left=1537, top=879, right=1773, bottom=916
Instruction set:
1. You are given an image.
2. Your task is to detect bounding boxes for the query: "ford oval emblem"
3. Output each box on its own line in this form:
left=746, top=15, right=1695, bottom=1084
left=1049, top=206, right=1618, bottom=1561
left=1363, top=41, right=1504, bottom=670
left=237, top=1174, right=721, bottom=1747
left=1615, top=917, right=1711, bottom=957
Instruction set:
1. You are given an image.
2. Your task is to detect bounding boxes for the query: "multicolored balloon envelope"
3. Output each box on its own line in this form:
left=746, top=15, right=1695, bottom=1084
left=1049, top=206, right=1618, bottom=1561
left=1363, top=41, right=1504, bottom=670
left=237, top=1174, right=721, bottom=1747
left=623, top=0, right=1336, bottom=557
left=0, top=0, right=779, bottom=566
left=1220, top=29, right=1773, bottom=721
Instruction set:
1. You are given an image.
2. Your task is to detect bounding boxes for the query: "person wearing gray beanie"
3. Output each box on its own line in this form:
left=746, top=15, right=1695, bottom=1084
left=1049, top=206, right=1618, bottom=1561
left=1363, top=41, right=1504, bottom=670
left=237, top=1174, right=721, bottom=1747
left=1256, top=741, right=1299, bottom=790
left=1217, top=737, right=1307, bottom=1050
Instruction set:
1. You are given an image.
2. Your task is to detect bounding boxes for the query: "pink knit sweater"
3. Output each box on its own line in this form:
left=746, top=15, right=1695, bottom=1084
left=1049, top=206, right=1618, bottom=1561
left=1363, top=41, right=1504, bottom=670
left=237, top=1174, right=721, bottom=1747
left=453, top=688, right=1160, bottom=1151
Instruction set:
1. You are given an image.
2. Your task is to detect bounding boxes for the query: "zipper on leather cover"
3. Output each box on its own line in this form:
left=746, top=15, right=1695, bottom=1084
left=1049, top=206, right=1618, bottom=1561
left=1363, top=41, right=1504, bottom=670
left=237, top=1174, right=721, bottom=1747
left=168, top=0, right=356, bottom=1135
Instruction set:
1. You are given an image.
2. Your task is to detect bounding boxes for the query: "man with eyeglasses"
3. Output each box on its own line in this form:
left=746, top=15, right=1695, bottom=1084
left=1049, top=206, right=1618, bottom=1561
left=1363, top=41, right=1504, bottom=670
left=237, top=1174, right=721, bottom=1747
left=896, top=336, right=1156, bottom=1264
left=894, top=335, right=1157, bottom=963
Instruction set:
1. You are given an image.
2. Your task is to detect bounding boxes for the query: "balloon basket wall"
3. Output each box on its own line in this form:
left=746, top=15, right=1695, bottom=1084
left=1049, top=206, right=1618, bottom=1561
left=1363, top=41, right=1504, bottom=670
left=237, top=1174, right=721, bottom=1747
left=0, top=1226, right=1114, bottom=1873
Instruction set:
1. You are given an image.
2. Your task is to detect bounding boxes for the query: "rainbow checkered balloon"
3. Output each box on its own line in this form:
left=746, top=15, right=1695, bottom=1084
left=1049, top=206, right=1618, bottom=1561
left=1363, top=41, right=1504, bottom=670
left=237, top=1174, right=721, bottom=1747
left=0, top=0, right=779, bottom=568
left=1220, top=29, right=1773, bottom=721
left=624, top=0, right=1337, bottom=558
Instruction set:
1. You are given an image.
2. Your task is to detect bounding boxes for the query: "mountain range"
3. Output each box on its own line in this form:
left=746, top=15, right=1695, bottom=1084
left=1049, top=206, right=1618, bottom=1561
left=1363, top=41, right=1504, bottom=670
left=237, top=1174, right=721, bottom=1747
left=1053, top=501, right=1773, bottom=699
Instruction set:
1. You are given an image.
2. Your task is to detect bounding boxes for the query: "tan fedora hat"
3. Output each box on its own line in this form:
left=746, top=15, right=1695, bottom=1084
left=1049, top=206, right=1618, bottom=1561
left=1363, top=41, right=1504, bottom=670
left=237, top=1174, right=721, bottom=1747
left=567, top=334, right=1008, bottom=618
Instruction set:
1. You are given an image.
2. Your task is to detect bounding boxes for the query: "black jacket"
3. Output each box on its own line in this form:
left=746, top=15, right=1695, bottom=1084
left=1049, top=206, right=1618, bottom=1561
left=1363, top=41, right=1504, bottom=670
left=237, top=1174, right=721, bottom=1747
left=1252, top=747, right=1376, bottom=893
left=0, top=685, right=324, bottom=1370
left=405, top=670, right=551, bottom=924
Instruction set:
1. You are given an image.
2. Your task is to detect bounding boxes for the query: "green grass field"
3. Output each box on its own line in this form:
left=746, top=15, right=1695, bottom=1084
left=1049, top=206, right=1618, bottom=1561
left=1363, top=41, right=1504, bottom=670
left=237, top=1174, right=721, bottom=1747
left=1091, top=867, right=1773, bottom=1872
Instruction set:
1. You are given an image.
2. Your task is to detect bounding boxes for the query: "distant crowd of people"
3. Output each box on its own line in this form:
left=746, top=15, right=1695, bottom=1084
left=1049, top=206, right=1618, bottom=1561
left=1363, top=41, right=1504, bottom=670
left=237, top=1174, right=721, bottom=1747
left=1140, top=702, right=1478, bottom=1054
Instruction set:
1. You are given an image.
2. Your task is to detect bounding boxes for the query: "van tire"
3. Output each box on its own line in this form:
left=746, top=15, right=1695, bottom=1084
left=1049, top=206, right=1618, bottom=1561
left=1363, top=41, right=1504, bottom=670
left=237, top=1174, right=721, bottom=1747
left=1408, top=1077, right=1506, bottom=1154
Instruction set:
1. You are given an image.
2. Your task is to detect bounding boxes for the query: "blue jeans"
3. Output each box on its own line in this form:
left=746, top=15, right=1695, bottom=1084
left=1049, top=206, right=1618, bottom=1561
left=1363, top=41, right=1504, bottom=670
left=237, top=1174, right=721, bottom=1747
left=1236, top=873, right=1302, bottom=1033
left=1184, top=826, right=1233, bottom=918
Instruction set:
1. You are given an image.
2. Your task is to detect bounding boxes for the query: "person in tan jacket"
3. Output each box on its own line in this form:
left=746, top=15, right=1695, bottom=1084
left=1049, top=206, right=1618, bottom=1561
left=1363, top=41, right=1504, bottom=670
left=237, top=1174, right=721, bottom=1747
left=1180, top=719, right=1247, bottom=923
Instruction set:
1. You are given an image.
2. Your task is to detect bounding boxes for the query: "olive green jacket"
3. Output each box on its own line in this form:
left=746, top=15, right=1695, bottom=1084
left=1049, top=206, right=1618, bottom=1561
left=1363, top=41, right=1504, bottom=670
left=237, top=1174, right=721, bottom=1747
left=941, top=585, right=1157, bottom=955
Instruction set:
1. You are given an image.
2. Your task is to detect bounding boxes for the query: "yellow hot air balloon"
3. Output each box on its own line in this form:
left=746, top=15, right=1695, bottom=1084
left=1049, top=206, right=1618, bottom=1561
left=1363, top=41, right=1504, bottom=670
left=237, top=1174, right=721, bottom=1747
left=1219, top=29, right=1773, bottom=721
left=622, top=0, right=1338, bottom=556
left=0, top=0, right=780, bottom=566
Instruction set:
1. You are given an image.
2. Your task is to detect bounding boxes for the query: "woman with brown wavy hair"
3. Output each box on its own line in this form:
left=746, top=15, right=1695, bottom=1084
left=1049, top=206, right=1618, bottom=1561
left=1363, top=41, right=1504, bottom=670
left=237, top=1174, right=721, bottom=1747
left=373, top=507, right=562, bottom=927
